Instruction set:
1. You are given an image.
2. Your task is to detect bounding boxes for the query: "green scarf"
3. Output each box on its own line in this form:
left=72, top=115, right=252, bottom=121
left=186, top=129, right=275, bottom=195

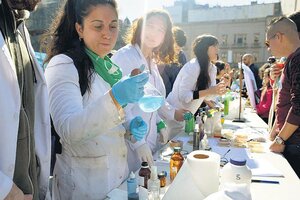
left=85, top=48, right=122, bottom=87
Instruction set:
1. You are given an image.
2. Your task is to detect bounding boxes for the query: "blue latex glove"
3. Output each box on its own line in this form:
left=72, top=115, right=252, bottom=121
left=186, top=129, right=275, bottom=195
left=130, top=116, right=148, bottom=141
left=112, top=72, right=149, bottom=106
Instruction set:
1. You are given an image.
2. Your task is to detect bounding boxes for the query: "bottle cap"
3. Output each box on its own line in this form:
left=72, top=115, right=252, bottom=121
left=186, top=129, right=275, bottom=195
left=230, top=158, right=246, bottom=166
left=184, top=112, right=193, bottom=120
left=158, top=172, right=165, bottom=178
left=207, top=113, right=213, bottom=118
left=173, top=146, right=181, bottom=152
left=130, top=171, right=135, bottom=179
left=141, top=161, right=149, bottom=167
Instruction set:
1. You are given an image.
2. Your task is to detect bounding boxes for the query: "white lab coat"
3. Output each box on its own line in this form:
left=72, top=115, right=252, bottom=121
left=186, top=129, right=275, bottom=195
left=0, top=25, right=51, bottom=199
left=112, top=44, right=175, bottom=171
left=167, top=58, right=217, bottom=114
left=45, top=54, right=128, bottom=200
left=166, top=58, right=217, bottom=137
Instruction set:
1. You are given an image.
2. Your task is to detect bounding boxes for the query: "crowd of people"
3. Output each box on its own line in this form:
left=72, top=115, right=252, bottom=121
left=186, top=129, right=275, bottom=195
left=1, top=0, right=300, bottom=199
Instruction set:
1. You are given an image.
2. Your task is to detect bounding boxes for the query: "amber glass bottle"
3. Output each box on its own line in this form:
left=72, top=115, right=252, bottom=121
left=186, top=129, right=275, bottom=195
left=138, top=161, right=151, bottom=189
left=170, top=147, right=184, bottom=181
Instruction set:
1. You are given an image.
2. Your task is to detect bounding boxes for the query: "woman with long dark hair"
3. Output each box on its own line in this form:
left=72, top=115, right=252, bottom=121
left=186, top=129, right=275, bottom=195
left=42, top=0, right=149, bottom=198
left=167, top=34, right=227, bottom=126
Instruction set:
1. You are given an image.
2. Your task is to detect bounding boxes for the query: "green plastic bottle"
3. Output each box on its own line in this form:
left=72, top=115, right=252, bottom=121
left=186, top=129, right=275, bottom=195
left=224, top=92, right=231, bottom=116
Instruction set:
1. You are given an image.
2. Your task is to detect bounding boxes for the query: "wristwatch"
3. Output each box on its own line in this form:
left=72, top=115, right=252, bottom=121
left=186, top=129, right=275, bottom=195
left=275, top=136, right=285, bottom=145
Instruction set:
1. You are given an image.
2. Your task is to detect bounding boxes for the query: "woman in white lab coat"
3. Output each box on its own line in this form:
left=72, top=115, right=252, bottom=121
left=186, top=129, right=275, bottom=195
left=112, top=9, right=185, bottom=172
left=167, top=35, right=227, bottom=135
left=43, top=0, right=148, bottom=199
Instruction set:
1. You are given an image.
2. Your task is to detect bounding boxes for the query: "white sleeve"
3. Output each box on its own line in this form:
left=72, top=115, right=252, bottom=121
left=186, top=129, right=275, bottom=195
left=178, top=62, right=199, bottom=104
left=111, top=50, right=134, bottom=76
left=45, top=55, right=124, bottom=144
left=0, top=171, right=13, bottom=200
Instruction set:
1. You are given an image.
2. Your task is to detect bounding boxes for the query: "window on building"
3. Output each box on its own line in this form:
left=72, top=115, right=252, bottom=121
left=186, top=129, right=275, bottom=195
left=254, top=33, right=260, bottom=44
left=221, top=34, right=228, bottom=45
left=234, top=34, right=247, bottom=45
left=252, top=52, right=258, bottom=62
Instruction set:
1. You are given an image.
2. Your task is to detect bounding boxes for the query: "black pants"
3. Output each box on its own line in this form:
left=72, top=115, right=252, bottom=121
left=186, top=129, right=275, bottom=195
left=283, top=144, right=300, bottom=178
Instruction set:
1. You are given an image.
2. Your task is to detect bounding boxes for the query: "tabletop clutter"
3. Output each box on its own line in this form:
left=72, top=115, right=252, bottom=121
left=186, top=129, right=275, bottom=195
left=124, top=96, right=273, bottom=200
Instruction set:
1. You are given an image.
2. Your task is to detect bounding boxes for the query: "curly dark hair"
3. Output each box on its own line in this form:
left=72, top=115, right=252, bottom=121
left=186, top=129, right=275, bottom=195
left=41, top=0, right=118, bottom=93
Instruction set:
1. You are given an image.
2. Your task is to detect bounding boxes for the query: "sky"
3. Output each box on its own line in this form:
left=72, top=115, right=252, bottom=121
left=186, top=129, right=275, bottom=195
left=117, top=0, right=280, bottom=20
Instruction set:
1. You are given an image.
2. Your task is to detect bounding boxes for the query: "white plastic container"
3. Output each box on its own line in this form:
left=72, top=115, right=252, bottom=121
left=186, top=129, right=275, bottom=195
left=220, top=158, right=252, bottom=190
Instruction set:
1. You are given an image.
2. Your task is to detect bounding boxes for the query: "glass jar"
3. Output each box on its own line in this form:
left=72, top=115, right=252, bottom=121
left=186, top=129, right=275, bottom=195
left=170, top=147, right=184, bottom=181
left=138, top=161, right=151, bottom=189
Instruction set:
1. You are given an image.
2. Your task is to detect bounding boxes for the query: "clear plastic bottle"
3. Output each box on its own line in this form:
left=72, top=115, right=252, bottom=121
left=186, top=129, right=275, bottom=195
left=220, top=158, right=252, bottom=191
left=147, top=166, right=160, bottom=200
left=170, top=147, right=184, bottom=181
left=204, top=112, right=213, bottom=137
left=138, top=161, right=151, bottom=189
left=127, top=171, right=139, bottom=200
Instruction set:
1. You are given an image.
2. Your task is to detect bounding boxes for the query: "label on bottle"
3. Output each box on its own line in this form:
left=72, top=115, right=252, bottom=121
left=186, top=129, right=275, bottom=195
left=138, top=176, right=144, bottom=187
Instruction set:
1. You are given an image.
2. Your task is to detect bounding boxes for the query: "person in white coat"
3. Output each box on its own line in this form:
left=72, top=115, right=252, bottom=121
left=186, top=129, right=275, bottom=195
left=42, top=0, right=149, bottom=199
left=167, top=35, right=227, bottom=137
left=112, top=9, right=186, bottom=172
left=0, top=0, right=51, bottom=200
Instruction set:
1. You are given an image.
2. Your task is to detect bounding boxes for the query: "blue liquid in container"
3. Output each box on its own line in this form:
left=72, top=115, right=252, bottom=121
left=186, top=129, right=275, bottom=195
left=138, top=95, right=164, bottom=112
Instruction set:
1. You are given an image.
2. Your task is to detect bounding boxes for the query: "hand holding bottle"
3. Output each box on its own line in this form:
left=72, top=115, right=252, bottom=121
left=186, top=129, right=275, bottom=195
left=136, top=143, right=154, bottom=166
left=130, top=116, right=148, bottom=141
left=270, top=64, right=281, bottom=81
left=111, top=72, right=149, bottom=106
left=174, top=108, right=188, bottom=122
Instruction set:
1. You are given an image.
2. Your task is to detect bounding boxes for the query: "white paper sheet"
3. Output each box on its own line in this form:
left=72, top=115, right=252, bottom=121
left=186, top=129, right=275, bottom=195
left=240, top=63, right=258, bottom=109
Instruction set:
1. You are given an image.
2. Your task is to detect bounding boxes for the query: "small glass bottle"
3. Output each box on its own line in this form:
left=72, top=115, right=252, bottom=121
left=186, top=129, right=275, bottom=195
left=138, top=161, right=151, bottom=189
left=127, top=171, right=139, bottom=200
left=170, top=147, right=184, bottom=181
left=147, top=166, right=160, bottom=200
left=221, top=113, right=225, bottom=125
left=158, top=171, right=166, bottom=187
left=193, top=124, right=200, bottom=151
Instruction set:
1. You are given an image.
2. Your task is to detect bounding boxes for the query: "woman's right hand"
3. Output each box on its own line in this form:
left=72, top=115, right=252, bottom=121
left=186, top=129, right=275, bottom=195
left=111, top=72, right=149, bottom=106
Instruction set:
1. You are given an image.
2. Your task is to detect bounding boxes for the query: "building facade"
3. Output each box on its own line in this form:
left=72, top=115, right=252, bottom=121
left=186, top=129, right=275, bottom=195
left=165, top=1, right=282, bottom=65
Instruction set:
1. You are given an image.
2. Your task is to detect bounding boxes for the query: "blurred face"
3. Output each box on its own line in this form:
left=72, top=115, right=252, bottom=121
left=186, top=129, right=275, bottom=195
left=208, top=45, right=219, bottom=62
left=141, top=15, right=167, bottom=50
left=6, top=0, right=41, bottom=11
left=242, top=56, right=250, bottom=66
left=76, top=5, right=118, bottom=58
left=265, top=32, right=283, bottom=58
